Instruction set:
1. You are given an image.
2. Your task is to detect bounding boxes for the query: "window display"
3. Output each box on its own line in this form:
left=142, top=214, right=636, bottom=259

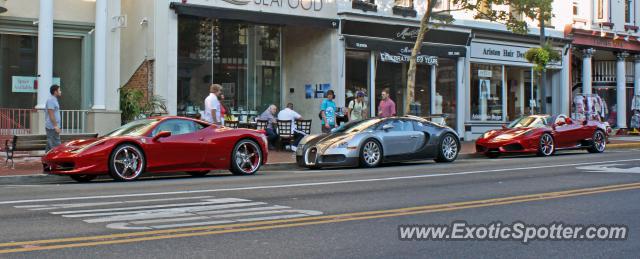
left=471, top=63, right=503, bottom=121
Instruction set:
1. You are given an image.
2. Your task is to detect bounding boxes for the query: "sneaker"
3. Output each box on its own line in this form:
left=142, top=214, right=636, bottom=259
left=291, top=146, right=297, bottom=152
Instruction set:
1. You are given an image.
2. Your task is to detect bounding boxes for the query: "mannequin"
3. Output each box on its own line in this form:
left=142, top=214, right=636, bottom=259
left=435, top=92, right=443, bottom=114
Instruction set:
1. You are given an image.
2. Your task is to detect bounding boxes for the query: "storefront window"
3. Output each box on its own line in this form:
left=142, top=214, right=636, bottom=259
left=1, top=34, right=83, bottom=110
left=471, top=63, right=503, bottom=121
left=177, top=17, right=281, bottom=121
left=435, top=59, right=457, bottom=129
left=345, top=50, right=370, bottom=112
left=375, top=60, right=431, bottom=117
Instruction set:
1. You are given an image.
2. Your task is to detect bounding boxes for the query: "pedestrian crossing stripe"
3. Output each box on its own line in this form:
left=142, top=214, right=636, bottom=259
left=15, top=196, right=323, bottom=230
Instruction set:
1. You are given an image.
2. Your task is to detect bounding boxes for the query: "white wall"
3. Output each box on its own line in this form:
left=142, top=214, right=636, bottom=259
left=2, top=0, right=95, bottom=23
left=283, top=26, right=340, bottom=134
left=120, top=0, right=155, bottom=86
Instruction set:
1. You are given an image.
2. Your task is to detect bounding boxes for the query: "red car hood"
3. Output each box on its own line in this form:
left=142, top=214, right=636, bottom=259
left=484, top=127, right=537, bottom=140
left=50, top=137, right=107, bottom=154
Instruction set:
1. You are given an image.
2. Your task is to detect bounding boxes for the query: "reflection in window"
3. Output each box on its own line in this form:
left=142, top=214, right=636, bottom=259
left=177, top=17, right=281, bottom=122
left=345, top=50, right=370, bottom=111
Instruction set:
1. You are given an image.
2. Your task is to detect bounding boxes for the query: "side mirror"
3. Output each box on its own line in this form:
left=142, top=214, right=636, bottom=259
left=382, top=124, right=394, bottom=131
left=152, top=131, right=171, bottom=142
left=582, top=119, right=588, bottom=126
left=501, top=124, right=507, bottom=130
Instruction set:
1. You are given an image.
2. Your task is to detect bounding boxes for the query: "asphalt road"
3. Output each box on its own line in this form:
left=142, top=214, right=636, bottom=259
left=1, top=149, right=640, bottom=258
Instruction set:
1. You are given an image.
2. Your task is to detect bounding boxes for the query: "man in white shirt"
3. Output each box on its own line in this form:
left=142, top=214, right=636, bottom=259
left=277, top=103, right=304, bottom=151
left=204, top=84, right=223, bottom=125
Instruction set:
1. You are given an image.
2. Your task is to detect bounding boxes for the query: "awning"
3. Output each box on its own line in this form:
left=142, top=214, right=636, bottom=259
left=170, top=2, right=339, bottom=29
left=345, top=36, right=466, bottom=58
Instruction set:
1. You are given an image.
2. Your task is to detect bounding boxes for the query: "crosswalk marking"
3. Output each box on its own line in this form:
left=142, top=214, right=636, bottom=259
left=15, top=196, right=323, bottom=230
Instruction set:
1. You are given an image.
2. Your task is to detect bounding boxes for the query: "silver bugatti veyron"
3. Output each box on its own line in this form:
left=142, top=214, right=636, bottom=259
left=296, top=116, right=460, bottom=169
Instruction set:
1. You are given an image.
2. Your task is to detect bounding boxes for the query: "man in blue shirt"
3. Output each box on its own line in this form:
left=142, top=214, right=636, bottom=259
left=45, top=85, right=62, bottom=152
left=320, top=90, right=337, bottom=133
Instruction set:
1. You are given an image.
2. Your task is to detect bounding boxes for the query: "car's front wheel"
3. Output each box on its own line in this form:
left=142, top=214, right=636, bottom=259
left=70, top=175, right=97, bottom=183
left=360, top=139, right=382, bottom=168
left=230, top=139, right=262, bottom=175
left=587, top=130, right=606, bottom=153
left=108, top=144, right=146, bottom=181
left=435, top=133, right=459, bottom=163
left=537, top=133, right=555, bottom=157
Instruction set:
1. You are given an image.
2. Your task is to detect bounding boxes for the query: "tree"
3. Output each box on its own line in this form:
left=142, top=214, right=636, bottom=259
left=406, top=0, right=554, bottom=114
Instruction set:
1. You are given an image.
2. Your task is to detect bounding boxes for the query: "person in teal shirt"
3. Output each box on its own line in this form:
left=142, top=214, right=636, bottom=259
left=320, top=90, right=337, bottom=133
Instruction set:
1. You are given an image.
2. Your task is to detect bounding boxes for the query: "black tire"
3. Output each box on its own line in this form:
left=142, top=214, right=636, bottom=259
left=108, top=144, right=146, bottom=181
left=486, top=153, right=500, bottom=159
left=187, top=171, right=210, bottom=177
left=435, top=133, right=460, bottom=163
left=587, top=130, right=606, bottom=153
left=230, top=139, right=263, bottom=175
left=536, top=133, right=555, bottom=157
left=359, top=139, right=383, bottom=168
left=70, top=175, right=97, bottom=183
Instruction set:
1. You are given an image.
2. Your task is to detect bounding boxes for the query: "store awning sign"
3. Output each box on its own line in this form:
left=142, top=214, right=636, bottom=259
left=12, top=76, right=60, bottom=93
left=379, top=52, right=438, bottom=65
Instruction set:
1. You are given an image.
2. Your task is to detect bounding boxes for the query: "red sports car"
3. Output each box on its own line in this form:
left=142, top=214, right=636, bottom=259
left=475, top=114, right=609, bottom=158
left=42, top=116, right=268, bottom=182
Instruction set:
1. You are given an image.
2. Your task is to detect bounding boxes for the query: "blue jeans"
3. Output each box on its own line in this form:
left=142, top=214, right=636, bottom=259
left=266, top=128, right=279, bottom=148
left=45, top=128, right=61, bottom=152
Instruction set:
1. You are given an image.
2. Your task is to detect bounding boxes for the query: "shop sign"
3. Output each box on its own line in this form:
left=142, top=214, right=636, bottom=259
left=219, top=0, right=325, bottom=11
left=379, top=52, right=438, bottom=65
left=12, top=76, right=61, bottom=93
left=470, top=42, right=561, bottom=66
left=478, top=70, right=492, bottom=78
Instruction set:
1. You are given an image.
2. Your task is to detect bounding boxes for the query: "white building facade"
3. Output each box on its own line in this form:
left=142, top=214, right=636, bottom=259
left=4, top=0, right=635, bottom=138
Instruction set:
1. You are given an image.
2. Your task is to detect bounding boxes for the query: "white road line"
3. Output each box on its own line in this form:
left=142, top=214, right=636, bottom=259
left=129, top=216, right=211, bottom=225
left=16, top=196, right=214, bottom=210
left=2, top=158, right=640, bottom=205
left=81, top=202, right=269, bottom=223
left=51, top=198, right=250, bottom=215
left=196, top=205, right=291, bottom=216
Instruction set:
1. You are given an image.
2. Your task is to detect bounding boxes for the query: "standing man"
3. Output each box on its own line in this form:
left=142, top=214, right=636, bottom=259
left=204, top=84, right=223, bottom=125
left=320, top=90, right=337, bottom=133
left=347, top=91, right=368, bottom=121
left=378, top=88, right=396, bottom=118
left=45, top=85, right=62, bottom=152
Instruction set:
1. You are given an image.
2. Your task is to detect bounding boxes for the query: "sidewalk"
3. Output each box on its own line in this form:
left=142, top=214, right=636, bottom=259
left=2, top=136, right=640, bottom=177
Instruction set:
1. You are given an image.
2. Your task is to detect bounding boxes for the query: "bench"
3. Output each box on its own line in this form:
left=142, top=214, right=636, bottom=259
left=4, top=133, right=98, bottom=169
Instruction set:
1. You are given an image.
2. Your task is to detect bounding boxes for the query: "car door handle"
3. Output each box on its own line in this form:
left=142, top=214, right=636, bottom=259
left=199, top=137, right=205, bottom=141
left=410, top=136, right=419, bottom=139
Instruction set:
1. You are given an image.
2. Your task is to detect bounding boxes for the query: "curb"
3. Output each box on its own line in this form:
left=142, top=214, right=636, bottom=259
left=1, top=144, right=638, bottom=184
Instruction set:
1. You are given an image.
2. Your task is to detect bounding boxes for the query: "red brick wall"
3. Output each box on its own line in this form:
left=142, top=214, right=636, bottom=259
left=122, top=60, right=154, bottom=100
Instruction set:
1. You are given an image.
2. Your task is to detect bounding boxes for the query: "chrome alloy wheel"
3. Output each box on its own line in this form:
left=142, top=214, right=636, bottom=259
left=442, top=135, right=458, bottom=161
left=234, top=141, right=261, bottom=174
left=112, top=146, right=144, bottom=180
left=594, top=131, right=606, bottom=152
left=362, top=141, right=381, bottom=166
left=540, top=134, right=554, bottom=156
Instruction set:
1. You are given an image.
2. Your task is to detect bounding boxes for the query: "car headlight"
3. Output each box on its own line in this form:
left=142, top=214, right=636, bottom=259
left=481, top=131, right=494, bottom=139
left=330, top=141, right=349, bottom=149
left=70, top=140, right=105, bottom=154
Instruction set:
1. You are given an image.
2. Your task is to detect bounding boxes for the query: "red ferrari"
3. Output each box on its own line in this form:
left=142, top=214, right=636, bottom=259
left=475, top=114, right=609, bottom=158
left=42, top=116, right=268, bottom=182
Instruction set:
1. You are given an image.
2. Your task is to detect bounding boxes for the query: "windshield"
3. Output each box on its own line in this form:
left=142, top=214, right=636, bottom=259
left=333, top=118, right=382, bottom=134
left=105, top=119, right=160, bottom=137
left=508, top=116, right=548, bottom=129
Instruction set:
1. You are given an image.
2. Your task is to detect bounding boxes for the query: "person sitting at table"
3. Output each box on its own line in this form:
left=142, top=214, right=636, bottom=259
left=259, top=104, right=278, bottom=150
left=277, top=103, right=304, bottom=152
